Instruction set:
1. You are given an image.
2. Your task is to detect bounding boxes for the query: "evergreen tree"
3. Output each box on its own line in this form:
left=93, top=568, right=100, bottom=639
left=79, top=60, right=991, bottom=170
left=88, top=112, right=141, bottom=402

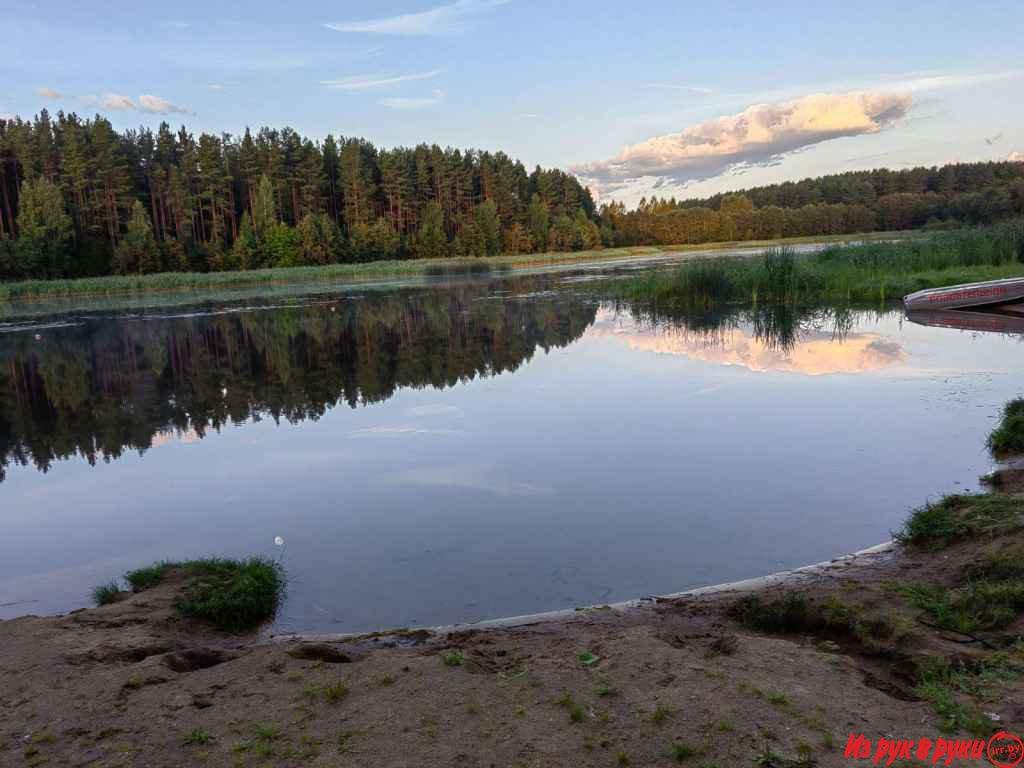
left=15, top=176, right=73, bottom=278
left=112, top=200, right=159, bottom=274
left=414, top=202, right=448, bottom=259
left=528, top=194, right=549, bottom=252
left=475, top=200, right=502, bottom=256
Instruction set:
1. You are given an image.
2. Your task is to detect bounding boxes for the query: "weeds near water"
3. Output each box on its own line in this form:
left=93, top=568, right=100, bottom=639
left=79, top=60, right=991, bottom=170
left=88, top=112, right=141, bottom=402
left=894, top=494, right=1023, bottom=549
left=612, top=221, right=1024, bottom=310
left=987, top=399, right=1024, bottom=457
left=92, top=581, right=121, bottom=606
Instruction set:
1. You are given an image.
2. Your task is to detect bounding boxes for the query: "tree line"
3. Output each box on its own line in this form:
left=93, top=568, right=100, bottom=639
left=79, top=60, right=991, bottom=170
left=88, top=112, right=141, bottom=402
left=599, top=161, right=1024, bottom=247
left=0, top=111, right=600, bottom=281
left=2, top=109, right=1023, bottom=282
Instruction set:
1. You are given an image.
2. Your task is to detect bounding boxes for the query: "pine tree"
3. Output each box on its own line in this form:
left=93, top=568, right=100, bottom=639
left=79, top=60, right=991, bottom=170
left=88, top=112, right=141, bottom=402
left=414, top=202, right=448, bottom=259
left=15, top=176, right=73, bottom=278
left=112, top=200, right=158, bottom=274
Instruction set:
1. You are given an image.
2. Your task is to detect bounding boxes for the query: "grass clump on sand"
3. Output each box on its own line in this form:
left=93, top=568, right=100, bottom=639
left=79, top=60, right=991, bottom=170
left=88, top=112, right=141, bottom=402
left=613, top=220, right=1024, bottom=310
left=893, top=494, right=1023, bottom=550
left=987, top=399, right=1024, bottom=457
left=113, top=557, right=284, bottom=631
left=729, top=593, right=901, bottom=652
left=91, top=581, right=121, bottom=606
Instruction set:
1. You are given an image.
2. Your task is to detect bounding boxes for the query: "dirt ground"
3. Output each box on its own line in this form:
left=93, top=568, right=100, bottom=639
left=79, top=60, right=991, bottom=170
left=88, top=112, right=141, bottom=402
left=2, top=490, right=1023, bottom=768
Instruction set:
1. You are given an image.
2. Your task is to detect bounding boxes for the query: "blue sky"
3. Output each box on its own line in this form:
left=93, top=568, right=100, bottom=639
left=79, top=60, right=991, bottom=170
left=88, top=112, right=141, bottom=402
left=3, top=0, right=1022, bottom=205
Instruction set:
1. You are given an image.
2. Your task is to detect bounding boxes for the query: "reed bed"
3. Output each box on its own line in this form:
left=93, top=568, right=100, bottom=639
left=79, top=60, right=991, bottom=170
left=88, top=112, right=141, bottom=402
left=614, top=220, right=1024, bottom=309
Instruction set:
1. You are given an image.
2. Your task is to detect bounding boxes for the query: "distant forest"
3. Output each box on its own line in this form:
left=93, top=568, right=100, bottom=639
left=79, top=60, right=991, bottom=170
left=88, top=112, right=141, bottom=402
left=1, top=110, right=1023, bottom=281
left=604, top=161, right=1024, bottom=247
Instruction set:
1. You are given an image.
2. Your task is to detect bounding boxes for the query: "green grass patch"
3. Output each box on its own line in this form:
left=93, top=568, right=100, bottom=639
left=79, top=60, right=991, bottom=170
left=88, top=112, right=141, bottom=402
left=670, top=741, right=703, bottom=762
left=897, top=578, right=1024, bottom=634
left=182, top=728, right=211, bottom=746
left=442, top=650, right=464, bottom=667
left=987, top=399, right=1024, bottom=457
left=913, top=655, right=1018, bottom=737
left=729, top=593, right=899, bottom=652
left=893, top=494, right=1023, bottom=550
left=117, top=557, right=284, bottom=631
left=91, top=581, right=121, bottom=606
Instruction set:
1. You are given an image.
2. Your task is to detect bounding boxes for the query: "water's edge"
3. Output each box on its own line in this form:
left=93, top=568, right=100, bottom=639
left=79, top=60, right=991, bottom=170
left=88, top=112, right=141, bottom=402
left=268, top=540, right=896, bottom=644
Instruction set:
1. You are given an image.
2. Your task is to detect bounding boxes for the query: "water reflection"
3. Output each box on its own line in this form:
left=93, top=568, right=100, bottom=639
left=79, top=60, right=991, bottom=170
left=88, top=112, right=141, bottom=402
left=0, top=276, right=596, bottom=482
left=592, top=308, right=907, bottom=376
left=3, top=273, right=1024, bottom=632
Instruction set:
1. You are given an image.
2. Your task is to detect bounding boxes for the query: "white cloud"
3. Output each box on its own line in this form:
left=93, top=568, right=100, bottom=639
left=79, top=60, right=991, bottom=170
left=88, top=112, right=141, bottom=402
left=161, top=21, right=189, bottom=29
left=321, top=69, right=442, bottom=91
left=138, top=94, right=190, bottom=114
left=325, top=0, right=508, bottom=36
left=380, top=90, right=443, bottom=110
left=37, top=87, right=62, bottom=99
left=1010, top=151, right=1024, bottom=162
left=207, top=84, right=226, bottom=91
left=574, top=90, right=912, bottom=196
left=94, top=93, right=138, bottom=110
left=81, top=92, right=191, bottom=114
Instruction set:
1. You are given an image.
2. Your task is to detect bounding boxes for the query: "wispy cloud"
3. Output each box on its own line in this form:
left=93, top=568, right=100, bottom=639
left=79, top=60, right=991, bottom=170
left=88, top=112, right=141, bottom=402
left=37, top=87, right=62, bottom=99
left=380, top=90, right=444, bottom=110
left=81, top=92, right=192, bottom=114
left=574, top=91, right=913, bottom=197
left=321, top=69, right=443, bottom=91
left=644, top=83, right=714, bottom=94
left=325, top=0, right=509, bottom=36
left=207, top=83, right=226, bottom=92
left=160, top=21, right=189, bottom=29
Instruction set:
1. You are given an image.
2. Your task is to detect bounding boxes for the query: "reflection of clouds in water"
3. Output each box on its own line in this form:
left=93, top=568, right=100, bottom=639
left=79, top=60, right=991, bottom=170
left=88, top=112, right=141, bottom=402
left=349, top=425, right=461, bottom=438
left=150, top=428, right=200, bottom=448
left=589, top=312, right=906, bottom=376
left=393, top=465, right=554, bottom=497
left=407, top=403, right=464, bottom=418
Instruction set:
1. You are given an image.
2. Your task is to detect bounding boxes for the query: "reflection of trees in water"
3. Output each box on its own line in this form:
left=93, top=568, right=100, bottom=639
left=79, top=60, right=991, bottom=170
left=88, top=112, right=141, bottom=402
left=617, top=299, right=890, bottom=354
left=0, top=277, right=597, bottom=481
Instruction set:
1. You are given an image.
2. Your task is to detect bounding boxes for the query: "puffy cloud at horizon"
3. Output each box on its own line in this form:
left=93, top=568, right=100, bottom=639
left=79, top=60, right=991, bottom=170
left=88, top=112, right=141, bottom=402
left=138, top=94, right=190, bottom=114
left=37, top=87, right=62, bottom=99
left=325, top=0, right=508, bottom=36
left=1010, top=151, right=1024, bottom=162
left=574, top=91, right=913, bottom=200
left=80, top=92, right=191, bottom=114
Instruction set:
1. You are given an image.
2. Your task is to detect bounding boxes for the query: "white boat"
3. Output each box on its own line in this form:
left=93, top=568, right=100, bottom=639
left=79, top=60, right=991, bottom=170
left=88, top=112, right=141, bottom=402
left=903, top=277, right=1024, bottom=311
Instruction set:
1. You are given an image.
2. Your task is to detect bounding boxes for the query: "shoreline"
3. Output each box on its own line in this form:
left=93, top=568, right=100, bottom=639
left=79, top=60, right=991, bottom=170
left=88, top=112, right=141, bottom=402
left=0, top=231, right=908, bottom=305
left=267, top=541, right=898, bottom=644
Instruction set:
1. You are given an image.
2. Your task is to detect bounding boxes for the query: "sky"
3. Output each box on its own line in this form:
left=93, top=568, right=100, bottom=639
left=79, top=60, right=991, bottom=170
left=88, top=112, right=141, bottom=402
left=2, top=0, right=1023, bottom=206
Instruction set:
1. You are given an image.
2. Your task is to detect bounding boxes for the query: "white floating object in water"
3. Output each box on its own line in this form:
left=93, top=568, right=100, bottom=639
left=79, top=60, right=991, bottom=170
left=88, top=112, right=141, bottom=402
left=904, top=277, right=1024, bottom=311
left=34, top=334, right=41, bottom=341
left=274, top=536, right=285, bottom=546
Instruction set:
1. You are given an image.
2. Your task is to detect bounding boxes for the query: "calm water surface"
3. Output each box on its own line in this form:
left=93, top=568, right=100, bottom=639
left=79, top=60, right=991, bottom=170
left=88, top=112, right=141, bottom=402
left=1, top=266, right=1021, bottom=632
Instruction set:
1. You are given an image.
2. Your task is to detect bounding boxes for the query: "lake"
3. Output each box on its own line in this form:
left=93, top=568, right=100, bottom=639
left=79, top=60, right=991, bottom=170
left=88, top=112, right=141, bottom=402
left=1, top=261, right=1021, bottom=633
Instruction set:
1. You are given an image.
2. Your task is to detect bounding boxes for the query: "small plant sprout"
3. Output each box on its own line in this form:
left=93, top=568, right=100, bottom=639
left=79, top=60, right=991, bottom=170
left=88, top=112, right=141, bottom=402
left=577, top=650, right=600, bottom=667
left=442, top=650, right=464, bottom=667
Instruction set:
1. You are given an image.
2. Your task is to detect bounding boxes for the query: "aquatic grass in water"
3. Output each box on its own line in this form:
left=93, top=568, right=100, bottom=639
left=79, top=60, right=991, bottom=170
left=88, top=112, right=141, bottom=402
left=613, top=221, right=1024, bottom=309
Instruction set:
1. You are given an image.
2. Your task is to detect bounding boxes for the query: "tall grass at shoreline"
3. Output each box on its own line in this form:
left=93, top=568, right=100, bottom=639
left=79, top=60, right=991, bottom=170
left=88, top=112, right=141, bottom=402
left=614, top=220, right=1024, bottom=309
left=0, top=232, right=907, bottom=303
